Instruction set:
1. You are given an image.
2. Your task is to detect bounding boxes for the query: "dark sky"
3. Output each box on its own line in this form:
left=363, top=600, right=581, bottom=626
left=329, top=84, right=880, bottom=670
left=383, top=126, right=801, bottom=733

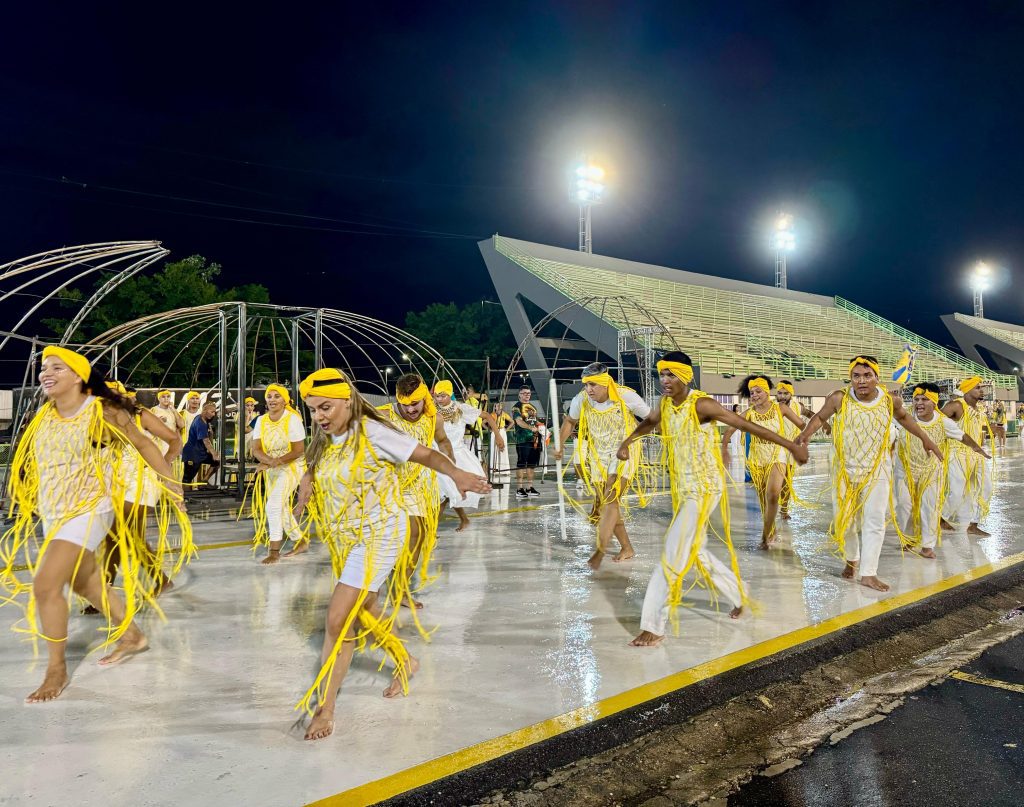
left=3, top=2, right=1023, bottom=349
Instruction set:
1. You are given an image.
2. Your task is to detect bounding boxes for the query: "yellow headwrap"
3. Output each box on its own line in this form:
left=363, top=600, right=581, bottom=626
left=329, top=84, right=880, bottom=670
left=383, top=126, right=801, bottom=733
left=656, top=359, right=694, bottom=385
left=433, top=380, right=454, bottom=396
left=396, top=381, right=436, bottom=416
left=748, top=377, right=770, bottom=394
left=244, top=396, right=257, bottom=405
left=105, top=379, right=127, bottom=396
left=265, top=383, right=300, bottom=415
left=41, top=345, right=91, bottom=383
left=581, top=371, right=621, bottom=403
left=849, top=357, right=880, bottom=376
left=777, top=382, right=794, bottom=395
left=959, top=376, right=982, bottom=394
left=156, top=389, right=172, bottom=398
left=299, top=368, right=352, bottom=400
left=913, top=386, right=939, bottom=405
left=186, top=391, right=201, bottom=400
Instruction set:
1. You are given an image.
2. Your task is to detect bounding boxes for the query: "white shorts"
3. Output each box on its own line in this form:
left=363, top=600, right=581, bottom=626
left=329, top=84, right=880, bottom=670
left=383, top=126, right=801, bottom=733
left=44, top=509, right=115, bottom=552
left=337, top=516, right=405, bottom=591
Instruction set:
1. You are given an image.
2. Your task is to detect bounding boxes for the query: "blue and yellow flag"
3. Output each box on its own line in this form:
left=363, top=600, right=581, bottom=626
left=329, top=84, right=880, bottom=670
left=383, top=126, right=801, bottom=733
left=892, top=344, right=919, bottom=385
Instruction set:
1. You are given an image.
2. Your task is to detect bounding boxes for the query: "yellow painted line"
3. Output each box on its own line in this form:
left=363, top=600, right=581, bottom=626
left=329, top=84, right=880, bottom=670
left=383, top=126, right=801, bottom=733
left=307, top=549, right=1024, bottom=807
left=950, top=670, right=1024, bottom=695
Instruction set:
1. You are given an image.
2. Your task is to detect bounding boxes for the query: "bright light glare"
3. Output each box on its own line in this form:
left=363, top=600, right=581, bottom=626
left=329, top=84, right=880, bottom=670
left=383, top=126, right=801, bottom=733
left=771, top=213, right=795, bottom=251
left=971, top=261, right=993, bottom=291
left=572, top=161, right=605, bottom=205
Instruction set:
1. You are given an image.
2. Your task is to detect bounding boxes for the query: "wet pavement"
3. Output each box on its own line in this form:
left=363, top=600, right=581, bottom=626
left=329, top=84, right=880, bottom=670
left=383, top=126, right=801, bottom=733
left=730, top=632, right=1024, bottom=807
left=0, top=443, right=1022, bottom=806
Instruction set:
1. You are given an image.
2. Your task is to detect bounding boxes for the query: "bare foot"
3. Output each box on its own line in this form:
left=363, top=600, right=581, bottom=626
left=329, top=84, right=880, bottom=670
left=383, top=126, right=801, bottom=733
left=25, top=666, right=69, bottom=703
left=859, top=575, right=890, bottom=592
left=455, top=515, right=471, bottom=532
left=98, top=632, right=149, bottom=667
left=780, top=510, right=791, bottom=521
left=730, top=605, right=743, bottom=619
left=261, top=549, right=281, bottom=565
left=383, top=655, right=421, bottom=698
left=916, top=547, right=937, bottom=559
left=842, top=561, right=857, bottom=579
left=759, top=539, right=776, bottom=551
left=283, top=542, right=309, bottom=558
left=940, top=518, right=954, bottom=531
left=401, top=594, right=423, bottom=610
left=629, top=630, right=664, bottom=647
left=967, top=523, right=991, bottom=537
left=587, top=549, right=605, bottom=571
left=304, top=707, right=335, bottom=741
left=612, top=548, right=635, bottom=563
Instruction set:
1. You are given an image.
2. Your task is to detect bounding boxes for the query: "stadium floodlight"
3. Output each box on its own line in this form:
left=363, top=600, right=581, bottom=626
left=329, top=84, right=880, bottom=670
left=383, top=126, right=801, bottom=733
left=971, top=261, right=992, bottom=318
left=571, top=158, right=605, bottom=254
left=772, top=213, right=795, bottom=289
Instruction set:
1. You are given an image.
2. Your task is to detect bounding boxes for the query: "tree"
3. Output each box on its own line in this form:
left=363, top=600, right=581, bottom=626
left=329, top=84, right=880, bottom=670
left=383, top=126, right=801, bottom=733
left=44, top=256, right=272, bottom=387
left=403, top=301, right=517, bottom=389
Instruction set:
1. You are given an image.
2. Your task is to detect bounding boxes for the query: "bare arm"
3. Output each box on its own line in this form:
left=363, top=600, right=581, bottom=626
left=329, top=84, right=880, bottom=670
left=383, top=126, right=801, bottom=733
left=433, top=416, right=456, bottom=461
left=479, top=410, right=505, bottom=450
left=941, top=400, right=964, bottom=422
left=616, top=404, right=662, bottom=460
left=105, top=406, right=182, bottom=498
left=892, top=395, right=943, bottom=460
left=140, top=408, right=183, bottom=462
left=409, top=443, right=490, bottom=496
left=779, top=402, right=805, bottom=430
left=960, top=432, right=990, bottom=458
left=698, top=397, right=807, bottom=464
left=555, top=414, right=577, bottom=460
left=797, top=390, right=843, bottom=444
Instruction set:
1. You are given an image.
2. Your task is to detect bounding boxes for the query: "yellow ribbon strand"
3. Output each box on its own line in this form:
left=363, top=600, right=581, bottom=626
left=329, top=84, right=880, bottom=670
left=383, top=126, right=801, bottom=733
left=41, top=345, right=90, bottom=382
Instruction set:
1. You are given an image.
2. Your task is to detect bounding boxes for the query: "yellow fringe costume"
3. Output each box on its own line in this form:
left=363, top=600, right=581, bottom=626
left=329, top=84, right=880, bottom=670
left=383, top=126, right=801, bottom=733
left=296, top=369, right=421, bottom=714
left=378, top=383, right=441, bottom=588
left=564, top=374, right=656, bottom=536
left=829, top=362, right=897, bottom=558
left=744, top=399, right=801, bottom=514
left=1, top=348, right=193, bottom=650
left=894, top=400, right=950, bottom=548
left=644, top=360, right=748, bottom=634
left=944, top=377, right=995, bottom=524
left=250, top=385, right=307, bottom=550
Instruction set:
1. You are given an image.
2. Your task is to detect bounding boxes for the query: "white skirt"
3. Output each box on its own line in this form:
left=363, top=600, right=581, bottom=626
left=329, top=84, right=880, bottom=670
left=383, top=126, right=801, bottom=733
left=438, top=443, right=485, bottom=509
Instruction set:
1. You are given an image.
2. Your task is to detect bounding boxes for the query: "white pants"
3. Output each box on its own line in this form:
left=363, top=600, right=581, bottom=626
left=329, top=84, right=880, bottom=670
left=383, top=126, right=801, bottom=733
left=265, top=467, right=302, bottom=544
left=44, top=509, right=115, bottom=552
left=894, top=466, right=941, bottom=549
left=640, top=493, right=743, bottom=635
left=835, top=474, right=889, bottom=577
left=943, top=455, right=992, bottom=525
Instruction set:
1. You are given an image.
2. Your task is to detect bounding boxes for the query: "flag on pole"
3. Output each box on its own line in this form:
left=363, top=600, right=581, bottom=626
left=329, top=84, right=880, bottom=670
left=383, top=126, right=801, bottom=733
left=892, top=344, right=919, bottom=385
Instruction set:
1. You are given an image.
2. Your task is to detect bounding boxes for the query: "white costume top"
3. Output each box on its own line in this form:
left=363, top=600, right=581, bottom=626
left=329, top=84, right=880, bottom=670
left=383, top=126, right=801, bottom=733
left=251, top=410, right=306, bottom=448
left=436, top=401, right=486, bottom=508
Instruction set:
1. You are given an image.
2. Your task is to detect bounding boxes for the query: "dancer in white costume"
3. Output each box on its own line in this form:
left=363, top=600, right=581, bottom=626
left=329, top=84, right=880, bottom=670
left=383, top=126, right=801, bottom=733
left=797, top=356, right=941, bottom=592
left=894, top=383, right=988, bottom=558
left=941, top=376, right=996, bottom=536
left=293, top=368, right=490, bottom=741
left=432, top=381, right=504, bottom=531
left=489, top=402, right=513, bottom=482
left=617, top=352, right=807, bottom=647
left=554, top=362, right=652, bottom=569
left=251, top=384, right=307, bottom=564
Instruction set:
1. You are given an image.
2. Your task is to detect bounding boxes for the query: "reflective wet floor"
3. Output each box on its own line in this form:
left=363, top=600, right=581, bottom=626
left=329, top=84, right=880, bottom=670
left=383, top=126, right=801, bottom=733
left=2, top=443, right=1023, bottom=806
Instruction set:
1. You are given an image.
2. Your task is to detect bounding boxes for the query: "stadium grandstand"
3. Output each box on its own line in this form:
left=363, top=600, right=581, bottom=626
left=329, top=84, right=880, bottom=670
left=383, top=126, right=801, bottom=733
left=480, top=235, right=1018, bottom=403
left=944, top=313, right=1024, bottom=393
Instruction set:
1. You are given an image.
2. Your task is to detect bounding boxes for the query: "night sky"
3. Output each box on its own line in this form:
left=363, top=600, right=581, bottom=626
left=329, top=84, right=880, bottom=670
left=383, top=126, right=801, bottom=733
left=3, top=3, right=1023, bottom=349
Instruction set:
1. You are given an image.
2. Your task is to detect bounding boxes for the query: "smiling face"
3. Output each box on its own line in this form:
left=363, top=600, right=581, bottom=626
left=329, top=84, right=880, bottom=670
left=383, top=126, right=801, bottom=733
left=39, top=356, right=81, bottom=399
left=584, top=381, right=609, bottom=403
left=265, top=389, right=286, bottom=415
left=913, top=394, right=936, bottom=419
left=850, top=365, right=879, bottom=399
left=305, top=395, right=352, bottom=435
left=186, top=397, right=201, bottom=413
left=749, top=384, right=769, bottom=408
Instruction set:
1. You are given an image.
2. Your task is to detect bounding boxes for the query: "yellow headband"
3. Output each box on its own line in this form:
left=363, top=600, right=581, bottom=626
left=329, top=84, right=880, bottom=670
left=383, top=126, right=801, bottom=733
left=433, top=380, right=454, bottom=396
left=157, top=389, right=171, bottom=398
left=396, top=381, right=436, bottom=416
left=186, top=391, right=201, bottom=400
left=777, top=382, right=794, bottom=395
left=41, top=345, right=91, bottom=383
left=105, top=379, right=127, bottom=396
left=959, top=376, right=982, bottom=393
left=748, top=378, right=770, bottom=393
left=913, top=387, right=940, bottom=405
left=582, top=371, right=622, bottom=403
left=656, top=360, right=694, bottom=385
left=244, top=396, right=257, bottom=405
left=849, top=357, right=880, bottom=377
left=299, top=368, right=352, bottom=400
left=265, top=382, right=301, bottom=415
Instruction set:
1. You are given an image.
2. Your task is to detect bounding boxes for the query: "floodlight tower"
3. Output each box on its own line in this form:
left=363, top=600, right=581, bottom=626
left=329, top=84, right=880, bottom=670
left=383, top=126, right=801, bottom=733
left=971, top=261, right=991, bottom=318
left=772, top=213, right=795, bottom=289
left=572, top=158, right=605, bottom=253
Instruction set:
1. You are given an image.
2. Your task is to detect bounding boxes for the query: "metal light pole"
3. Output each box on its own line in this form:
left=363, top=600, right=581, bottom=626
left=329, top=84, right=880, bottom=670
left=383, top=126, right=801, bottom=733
left=971, top=261, right=991, bottom=318
left=773, top=213, right=795, bottom=289
left=572, top=158, right=605, bottom=254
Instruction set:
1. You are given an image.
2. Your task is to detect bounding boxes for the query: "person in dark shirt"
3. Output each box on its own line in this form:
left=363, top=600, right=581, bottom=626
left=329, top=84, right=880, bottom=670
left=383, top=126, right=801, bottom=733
left=510, top=386, right=542, bottom=499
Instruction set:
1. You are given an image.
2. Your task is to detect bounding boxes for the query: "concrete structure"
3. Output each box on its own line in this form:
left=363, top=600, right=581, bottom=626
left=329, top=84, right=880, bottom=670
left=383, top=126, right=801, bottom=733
left=943, top=312, right=1024, bottom=398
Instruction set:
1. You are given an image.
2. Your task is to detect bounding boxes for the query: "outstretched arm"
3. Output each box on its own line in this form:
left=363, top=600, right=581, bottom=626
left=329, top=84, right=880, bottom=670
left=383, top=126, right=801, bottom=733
left=616, top=405, right=661, bottom=460
left=698, top=397, right=807, bottom=464
left=140, top=408, right=183, bottom=462
left=105, top=406, right=182, bottom=499
left=892, top=396, right=942, bottom=460
left=554, top=415, right=577, bottom=461
left=410, top=443, right=490, bottom=496
left=779, top=402, right=805, bottom=430
left=797, top=391, right=842, bottom=444
left=480, top=411, right=505, bottom=451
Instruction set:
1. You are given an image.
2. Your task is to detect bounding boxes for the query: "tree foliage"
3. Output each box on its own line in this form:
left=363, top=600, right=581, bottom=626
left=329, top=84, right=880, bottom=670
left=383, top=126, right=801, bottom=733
left=403, top=301, right=516, bottom=389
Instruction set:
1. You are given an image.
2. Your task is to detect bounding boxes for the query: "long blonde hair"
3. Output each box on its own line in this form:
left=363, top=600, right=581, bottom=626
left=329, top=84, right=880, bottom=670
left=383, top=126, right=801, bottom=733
left=304, top=370, right=398, bottom=473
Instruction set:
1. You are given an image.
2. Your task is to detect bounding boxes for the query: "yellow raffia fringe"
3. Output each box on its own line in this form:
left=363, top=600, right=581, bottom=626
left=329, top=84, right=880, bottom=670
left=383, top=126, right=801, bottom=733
left=895, top=413, right=950, bottom=547
left=658, top=392, right=749, bottom=634
left=247, top=411, right=307, bottom=549
left=742, top=402, right=814, bottom=535
left=946, top=401, right=995, bottom=524
left=829, top=390, right=906, bottom=555
left=563, top=389, right=657, bottom=544
left=296, top=420, right=419, bottom=716
left=0, top=399, right=194, bottom=654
